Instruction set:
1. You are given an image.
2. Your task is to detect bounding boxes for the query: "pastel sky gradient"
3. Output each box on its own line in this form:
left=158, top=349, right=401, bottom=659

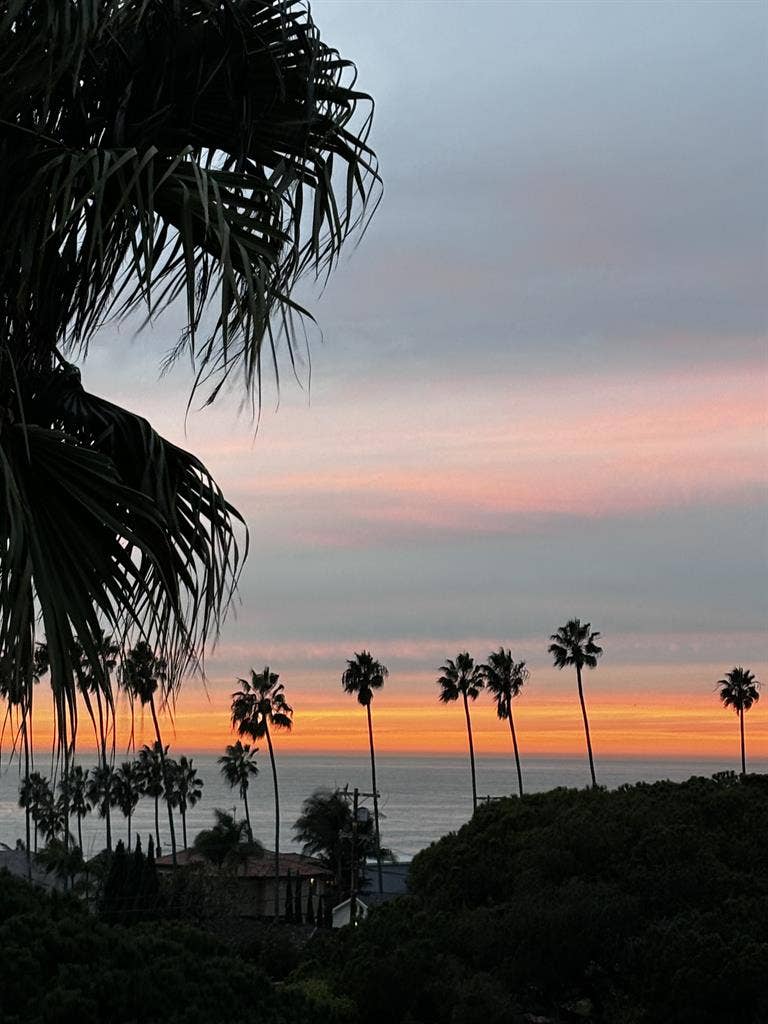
left=72, top=1, right=766, bottom=763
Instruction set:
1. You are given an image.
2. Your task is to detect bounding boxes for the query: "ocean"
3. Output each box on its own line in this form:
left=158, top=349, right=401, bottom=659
left=1, top=754, right=765, bottom=861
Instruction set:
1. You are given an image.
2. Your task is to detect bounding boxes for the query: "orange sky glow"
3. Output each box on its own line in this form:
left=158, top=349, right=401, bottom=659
left=16, top=672, right=766, bottom=763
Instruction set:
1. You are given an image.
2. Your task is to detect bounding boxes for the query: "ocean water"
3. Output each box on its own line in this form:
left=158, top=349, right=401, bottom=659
left=1, top=753, right=765, bottom=861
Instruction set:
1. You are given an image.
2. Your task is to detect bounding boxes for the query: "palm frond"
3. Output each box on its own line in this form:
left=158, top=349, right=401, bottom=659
left=0, top=0, right=381, bottom=402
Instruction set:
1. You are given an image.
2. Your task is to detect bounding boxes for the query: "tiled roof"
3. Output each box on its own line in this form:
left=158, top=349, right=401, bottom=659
left=155, top=848, right=332, bottom=879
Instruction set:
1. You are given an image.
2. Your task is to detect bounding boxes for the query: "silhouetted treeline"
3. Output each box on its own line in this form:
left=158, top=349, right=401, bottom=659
left=293, top=773, right=768, bottom=1024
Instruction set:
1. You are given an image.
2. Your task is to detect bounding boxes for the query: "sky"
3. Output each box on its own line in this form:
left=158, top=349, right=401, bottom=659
left=68, top=0, right=766, bottom=761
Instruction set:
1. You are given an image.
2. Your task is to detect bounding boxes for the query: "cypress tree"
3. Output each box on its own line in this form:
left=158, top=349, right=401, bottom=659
left=284, top=871, right=294, bottom=923
left=305, top=881, right=315, bottom=925
left=294, top=874, right=303, bottom=923
left=103, top=840, right=128, bottom=923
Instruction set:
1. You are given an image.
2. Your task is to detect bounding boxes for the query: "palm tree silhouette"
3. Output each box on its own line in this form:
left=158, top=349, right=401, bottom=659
left=170, top=756, right=204, bottom=850
left=231, top=667, right=293, bottom=918
left=341, top=651, right=389, bottom=893
left=62, top=765, right=91, bottom=853
left=72, top=632, right=118, bottom=851
left=218, top=742, right=259, bottom=842
left=114, top=761, right=142, bottom=851
left=438, top=653, right=485, bottom=810
left=121, top=642, right=177, bottom=865
left=0, top=1, right=377, bottom=775
left=18, top=771, right=51, bottom=854
left=549, top=619, right=604, bottom=787
left=86, top=763, right=117, bottom=852
left=193, top=809, right=260, bottom=871
left=137, top=743, right=165, bottom=856
left=1, top=643, right=46, bottom=876
left=717, top=667, right=761, bottom=776
left=482, top=649, right=529, bottom=797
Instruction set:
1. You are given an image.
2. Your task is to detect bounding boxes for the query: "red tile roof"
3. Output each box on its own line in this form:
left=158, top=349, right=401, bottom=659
left=156, top=848, right=332, bottom=879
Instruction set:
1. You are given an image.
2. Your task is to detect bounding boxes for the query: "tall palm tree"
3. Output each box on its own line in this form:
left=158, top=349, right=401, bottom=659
left=231, top=667, right=293, bottom=918
left=438, top=653, right=485, bottom=810
left=482, top=648, right=529, bottom=798
left=114, top=761, right=142, bottom=851
left=218, top=741, right=259, bottom=842
left=717, top=667, right=761, bottom=776
left=341, top=651, right=388, bottom=893
left=294, top=787, right=387, bottom=896
left=0, top=0, right=377, bottom=780
left=86, top=763, right=118, bottom=852
left=549, top=619, right=604, bottom=788
left=72, top=632, right=118, bottom=848
left=121, top=642, right=177, bottom=865
left=62, top=765, right=91, bottom=853
left=137, top=743, right=165, bottom=856
left=170, top=756, right=204, bottom=850
left=18, top=771, right=52, bottom=854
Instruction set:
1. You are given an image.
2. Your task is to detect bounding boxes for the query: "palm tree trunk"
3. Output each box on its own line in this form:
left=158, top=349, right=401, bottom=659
left=149, top=699, right=177, bottom=866
left=508, top=707, right=524, bottom=798
left=264, top=724, right=280, bottom=919
left=366, top=702, right=384, bottom=894
left=95, top=690, right=112, bottom=851
left=127, top=811, right=132, bottom=852
left=576, top=665, right=597, bottom=787
left=181, top=807, right=187, bottom=850
left=242, top=787, right=253, bottom=842
left=104, top=793, right=112, bottom=852
left=77, top=812, right=83, bottom=853
left=22, top=722, right=32, bottom=880
left=463, top=692, right=478, bottom=810
left=740, top=706, right=746, bottom=776
left=154, top=793, right=160, bottom=854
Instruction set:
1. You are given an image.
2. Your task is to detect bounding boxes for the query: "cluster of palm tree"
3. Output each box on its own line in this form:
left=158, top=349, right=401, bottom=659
left=435, top=618, right=604, bottom=807
left=337, top=623, right=762, bottom=818
left=16, top=746, right=203, bottom=860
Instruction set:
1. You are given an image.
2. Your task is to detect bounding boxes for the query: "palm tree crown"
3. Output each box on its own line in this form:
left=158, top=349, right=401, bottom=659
left=219, top=742, right=259, bottom=801
left=482, top=649, right=529, bottom=718
left=120, top=642, right=167, bottom=708
left=231, top=668, right=294, bottom=740
left=548, top=620, right=603, bottom=670
left=341, top=652, right=389, bottom=706
left=718, top=667, right=761, bottom=713
left=437, top=653, right=485, bottom=703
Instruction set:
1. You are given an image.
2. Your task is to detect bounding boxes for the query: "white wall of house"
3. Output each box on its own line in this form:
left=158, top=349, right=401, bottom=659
left=331, top=897, right=369, bottom=928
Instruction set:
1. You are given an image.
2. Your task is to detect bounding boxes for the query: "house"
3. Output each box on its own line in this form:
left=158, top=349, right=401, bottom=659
left=0, top=845, right=66, bottom=891
left=331, top=861, right=411, bottom=928
left=155, top=848, right=334, bottom=919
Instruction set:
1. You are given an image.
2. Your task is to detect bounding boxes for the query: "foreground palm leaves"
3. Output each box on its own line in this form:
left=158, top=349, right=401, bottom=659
left=0, top=0, right=379, bottom=761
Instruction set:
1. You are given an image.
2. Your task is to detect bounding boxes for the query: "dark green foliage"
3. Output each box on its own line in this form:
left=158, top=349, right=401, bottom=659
left=295, top=775, right=768, bottom=1024
left=0, top=870, right=335, bottom=1023
left=100, top=838, right=161, bottom=925
left=285, top=871, right=294, bottom=923
left=294, top=873, right=303, bottom=924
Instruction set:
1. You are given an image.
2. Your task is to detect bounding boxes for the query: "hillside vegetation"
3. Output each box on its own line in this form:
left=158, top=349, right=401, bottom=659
left=2, top=774, right=766, bottom=1024
left=296, top=773, right=768, bottom=1024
